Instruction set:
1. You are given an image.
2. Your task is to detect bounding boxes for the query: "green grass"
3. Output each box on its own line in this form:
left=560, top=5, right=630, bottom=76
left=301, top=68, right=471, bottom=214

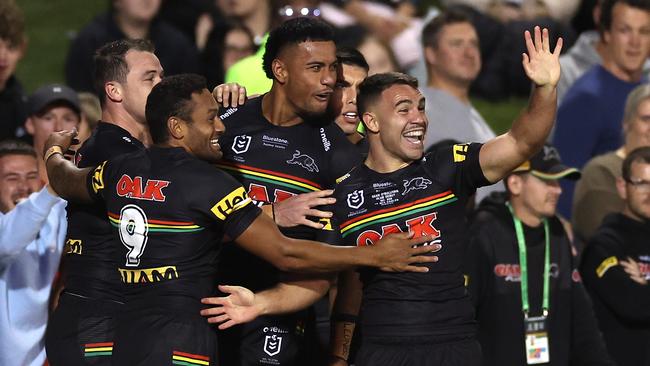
left=15, top=0, right=107, bottom=93
left=13, top=0, right=525, bottom=133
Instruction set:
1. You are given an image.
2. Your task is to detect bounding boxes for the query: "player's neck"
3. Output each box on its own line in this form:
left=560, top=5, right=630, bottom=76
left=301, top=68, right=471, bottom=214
left=365, top=149, right=412, bottom=174
left=262, top=89, right=304, bottom=127
left=101, top=108, right=152, bottom=146
left=509, top=199, right=543, bottom=227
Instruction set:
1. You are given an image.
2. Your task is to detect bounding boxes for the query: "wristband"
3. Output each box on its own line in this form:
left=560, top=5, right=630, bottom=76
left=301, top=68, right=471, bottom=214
left=44, top=146, right=64, bottom=164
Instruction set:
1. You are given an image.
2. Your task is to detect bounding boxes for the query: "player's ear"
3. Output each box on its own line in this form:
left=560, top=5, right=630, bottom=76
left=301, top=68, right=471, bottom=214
left=272, top=58, right=288, bottom=84
left=167, top=116, right=184, bottom=140
left=362, top=111, right=379, bottom=134
left=105, top=81, right=123, bottom=103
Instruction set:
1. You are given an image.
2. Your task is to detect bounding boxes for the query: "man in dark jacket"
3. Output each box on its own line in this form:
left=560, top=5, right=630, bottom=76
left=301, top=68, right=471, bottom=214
left=581, top=146, right=650, bottom=366
left=465, top=145, right=614, bottom=366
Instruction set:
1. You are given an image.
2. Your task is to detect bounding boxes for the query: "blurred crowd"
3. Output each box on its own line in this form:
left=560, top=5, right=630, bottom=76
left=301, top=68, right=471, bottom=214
left=1, top=0, right=650, bottom=365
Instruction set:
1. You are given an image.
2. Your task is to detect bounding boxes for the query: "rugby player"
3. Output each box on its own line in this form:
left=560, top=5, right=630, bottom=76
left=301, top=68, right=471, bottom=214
left=45, top=39, right=163, bottom=365
left=201, top=25, right=562, bottom=366
left=43, top=74, right=439, bottom=365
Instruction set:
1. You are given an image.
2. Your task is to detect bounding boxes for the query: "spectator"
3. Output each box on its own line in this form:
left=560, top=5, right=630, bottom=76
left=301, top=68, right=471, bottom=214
left=0, top=140, right=66, bottom=366
left=420, top=10, right=504, bottom=204
left=336, top=26, right=398, bottom=75
left=580, top=146, right=650, bottom=366
left=65, top=0, right=198, bottom=93
left=24, top=84, right=81, bottom=184
left=465, top=145, right=615, bottom=366
left=76, top=92, right=101, bottom=145
left=216, top=0, right=272, bottom=46
left=573, top=84, right=650, bottom=242
left=0, top=0, right=27, bottom=142
left=553, top=0, right=650, bottom=218
left=203, top=22, right=256, bottom=88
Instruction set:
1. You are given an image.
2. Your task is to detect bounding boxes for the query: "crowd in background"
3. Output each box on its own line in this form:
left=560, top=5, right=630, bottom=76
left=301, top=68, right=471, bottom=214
left=1, top=0, right=650, bottom=365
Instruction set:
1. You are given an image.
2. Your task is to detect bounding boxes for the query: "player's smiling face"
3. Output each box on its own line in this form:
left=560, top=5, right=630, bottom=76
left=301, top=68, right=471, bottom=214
left=184, top=89, right=224, bottom=163
left=374, top=84, right=427, bottom=163
left=281, top=40, right=337, bottom=117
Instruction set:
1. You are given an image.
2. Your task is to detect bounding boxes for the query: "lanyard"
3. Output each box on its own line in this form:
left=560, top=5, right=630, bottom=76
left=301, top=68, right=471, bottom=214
left=506, top=202, right=550, bottom=318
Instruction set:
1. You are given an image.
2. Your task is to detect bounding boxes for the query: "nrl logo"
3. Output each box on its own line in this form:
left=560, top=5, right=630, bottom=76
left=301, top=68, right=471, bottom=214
left=232, top=135, right=251, bottom=154
left=402, top=177, right=432, bottom=195
left=263, top=335, right=282, bottom=357
left=347, top=189, right=364, bottom=209
left=286, top=150, right=319, bottom=172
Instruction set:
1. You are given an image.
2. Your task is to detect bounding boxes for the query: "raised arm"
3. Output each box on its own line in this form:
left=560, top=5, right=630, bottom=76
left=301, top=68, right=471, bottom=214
left=43, top=130, right=94, bottom=203
left=234, top=211, right=441, bottom=273
left=480, top=26, right=563, bottom=183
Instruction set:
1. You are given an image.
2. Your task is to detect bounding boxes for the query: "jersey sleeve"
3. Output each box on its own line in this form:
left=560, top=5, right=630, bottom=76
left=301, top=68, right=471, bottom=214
left=194, top=168, right=262, bottom=240
left=314, top=203, right=343, bottom=245
left=86, top=160, right=110, bottom=203
left=425, top=143, right=490, bottom=198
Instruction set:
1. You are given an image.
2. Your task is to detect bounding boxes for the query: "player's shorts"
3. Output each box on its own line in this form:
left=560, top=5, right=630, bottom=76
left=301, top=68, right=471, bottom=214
left=112, top=297, right=218, bottom=366
left=355, top=337, right=482, bottom=366
left=45, top=291, right=122, bottom=366
left=218, top=309, right=324, bottom=366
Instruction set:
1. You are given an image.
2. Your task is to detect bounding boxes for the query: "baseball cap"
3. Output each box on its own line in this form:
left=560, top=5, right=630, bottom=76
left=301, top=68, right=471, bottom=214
left=28, top=84, right=80, bottom=116
left=512, top=144, right=581, bottom=180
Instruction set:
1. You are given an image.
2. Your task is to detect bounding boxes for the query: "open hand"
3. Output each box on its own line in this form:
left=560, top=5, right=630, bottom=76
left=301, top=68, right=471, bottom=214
left=272, top=190, right=336, bottom=229
left=372, top=232, right=442, bottom=273
left=522, top=26, right=562, bottom=88
left=200, top=285, right=260, bottom=329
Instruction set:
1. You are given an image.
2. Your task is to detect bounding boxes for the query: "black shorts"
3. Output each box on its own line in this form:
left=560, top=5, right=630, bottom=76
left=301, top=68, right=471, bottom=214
left=218, top=310, right=324, bottom=366
left=45, top=292, right=122, bottom=366
left=112, top=301, right=218, bottom=366
left=355, top=338, right=482, bottom=366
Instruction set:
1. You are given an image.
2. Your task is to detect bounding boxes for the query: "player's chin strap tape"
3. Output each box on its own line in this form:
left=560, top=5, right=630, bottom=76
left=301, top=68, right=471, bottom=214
left=331, top=312, right=358, bottom=323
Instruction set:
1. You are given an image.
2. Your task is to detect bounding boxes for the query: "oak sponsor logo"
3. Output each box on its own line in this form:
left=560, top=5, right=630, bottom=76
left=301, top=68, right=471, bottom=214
left=65, top=239, right=83, bottom=255
left=356, top=213, right=441, bottom=247
left=116, top=175, right=170, bottom=202
left=211, top=186, right=252, bottom=220
left=118, top=265, right=178, bottom=284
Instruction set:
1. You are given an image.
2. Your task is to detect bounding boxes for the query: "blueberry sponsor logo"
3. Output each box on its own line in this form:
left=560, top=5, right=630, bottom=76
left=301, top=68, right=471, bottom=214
left=347, top=189, right=364, bottom=209
left=402, top=177, right=432, bottom=195
left=232, top=135, right=251, bottom=154
left=286, top=150, right=319, bottom=172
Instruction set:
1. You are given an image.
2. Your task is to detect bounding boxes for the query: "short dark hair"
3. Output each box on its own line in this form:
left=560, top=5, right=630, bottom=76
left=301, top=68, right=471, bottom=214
left=600, top=0, right=650, bottom=34
left=622, top=146, right=650, bottom=181
left=421, top=8, right=473, bottom=49
left=262, top=17, right=335, bottom=79
left=0, top=140, right=36, bottom=159
left=336, top=47, right=369, bottom=72
left=145, top=74, right=207, bottom=144
left=93, top=39, right=155, bottom=104
left=357, top=72, right=418, bottom=117
left=0, top=0, right=25, bottom=47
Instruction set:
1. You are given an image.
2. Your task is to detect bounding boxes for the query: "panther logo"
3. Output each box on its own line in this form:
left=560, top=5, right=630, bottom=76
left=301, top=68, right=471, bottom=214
left=286, top=150, right=319, bottom=172
left=402, top=177, right=432, bottom=195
